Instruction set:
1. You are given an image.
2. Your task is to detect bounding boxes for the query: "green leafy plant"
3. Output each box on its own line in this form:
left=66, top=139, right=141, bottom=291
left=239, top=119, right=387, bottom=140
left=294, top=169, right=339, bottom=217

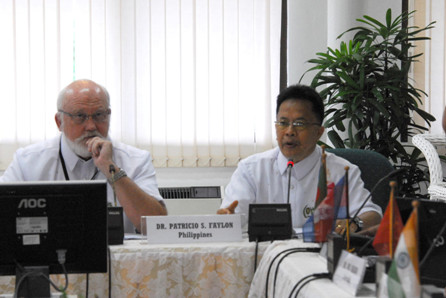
left=301, top=9, right=436, bottom=196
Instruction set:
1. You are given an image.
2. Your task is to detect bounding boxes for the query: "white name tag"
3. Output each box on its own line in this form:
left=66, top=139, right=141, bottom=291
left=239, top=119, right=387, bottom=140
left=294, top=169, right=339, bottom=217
left=142, top=214, right=243, bottom=244
left=332, top=250, right=367, bottom=295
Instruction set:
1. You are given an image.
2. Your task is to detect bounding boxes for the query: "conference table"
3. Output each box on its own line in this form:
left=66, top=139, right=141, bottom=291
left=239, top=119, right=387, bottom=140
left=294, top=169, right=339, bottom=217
left=0, top=238, right=270, bottom=297
left=0, top=238, right=380, bottom=297
left=248, top=240, right=376, bottom=298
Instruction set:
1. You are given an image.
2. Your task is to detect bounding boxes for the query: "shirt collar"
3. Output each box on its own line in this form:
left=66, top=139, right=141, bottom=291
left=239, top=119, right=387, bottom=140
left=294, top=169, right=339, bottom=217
left=277, top=146, right=321, bottom=180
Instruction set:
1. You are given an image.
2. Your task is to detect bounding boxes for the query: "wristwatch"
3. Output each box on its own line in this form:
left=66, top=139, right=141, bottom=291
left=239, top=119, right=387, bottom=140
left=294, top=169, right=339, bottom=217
left=108, top=169, right=127, bottom=184
left=353, top=217, right=364, bottom=232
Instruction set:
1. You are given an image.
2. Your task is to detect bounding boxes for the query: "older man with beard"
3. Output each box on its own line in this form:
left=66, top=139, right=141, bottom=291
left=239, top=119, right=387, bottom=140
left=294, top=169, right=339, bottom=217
left=0, top=79, right=167, bottom=232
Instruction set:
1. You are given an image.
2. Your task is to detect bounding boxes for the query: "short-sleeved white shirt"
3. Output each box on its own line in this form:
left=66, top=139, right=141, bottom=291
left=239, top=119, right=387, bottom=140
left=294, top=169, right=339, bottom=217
left=221, top=146, right=382, bottom=229
left=0, top=134, right=164, bottom=233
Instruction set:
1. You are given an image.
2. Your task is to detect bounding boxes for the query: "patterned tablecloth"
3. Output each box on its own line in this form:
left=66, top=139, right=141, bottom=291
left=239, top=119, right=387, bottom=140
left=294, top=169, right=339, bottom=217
left=0, top=239, right=270, bottom=297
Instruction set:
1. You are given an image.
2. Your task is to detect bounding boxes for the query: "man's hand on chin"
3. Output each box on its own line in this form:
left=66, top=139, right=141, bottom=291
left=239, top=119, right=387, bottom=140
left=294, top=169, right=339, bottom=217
left=86, top=137, right=114, bottom=172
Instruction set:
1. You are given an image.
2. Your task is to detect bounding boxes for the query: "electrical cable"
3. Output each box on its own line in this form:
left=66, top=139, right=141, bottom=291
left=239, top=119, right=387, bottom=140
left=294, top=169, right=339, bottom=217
left=265, top=248, right=302, bottom=298
left=14, top=271, right=36, bottom=298
left=420, top=218, right=446, bottom=268
left=108, top=246, right=112, bottom=298
left=86, top=272, right=89, bottom=298
left=288, top=272, right=330, bottom=298
left=356, top=236, right=375, bottom=256
left=264, top=247, right=320, bottom=298
left=256, top=239, right=259, bottom=271
left=272, top=250, right=307, bottom=298
left=14, top=262, right=69, bottom=298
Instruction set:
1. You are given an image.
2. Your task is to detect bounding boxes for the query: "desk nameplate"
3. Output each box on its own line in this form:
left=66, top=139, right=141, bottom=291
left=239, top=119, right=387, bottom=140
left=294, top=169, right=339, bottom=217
left=332, top=250, right=367, bottom=295
left=142, top=214, right=242, bottom=244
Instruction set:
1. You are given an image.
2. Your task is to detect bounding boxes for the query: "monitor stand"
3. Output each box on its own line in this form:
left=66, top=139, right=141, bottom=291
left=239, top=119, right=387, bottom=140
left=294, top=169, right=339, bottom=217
left=15, top=265, right=50, bottom=298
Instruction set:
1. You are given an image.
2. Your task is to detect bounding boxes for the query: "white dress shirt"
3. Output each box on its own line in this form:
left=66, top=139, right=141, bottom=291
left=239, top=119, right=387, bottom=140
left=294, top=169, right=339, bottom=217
left=221, top=146, right=382, bottom=229
left=0, top=134, right=164, bottom=233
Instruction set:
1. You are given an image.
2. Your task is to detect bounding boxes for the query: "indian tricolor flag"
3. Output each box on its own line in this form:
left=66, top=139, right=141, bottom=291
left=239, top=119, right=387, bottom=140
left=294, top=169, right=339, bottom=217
left=385, top=201, right=420, bottom=298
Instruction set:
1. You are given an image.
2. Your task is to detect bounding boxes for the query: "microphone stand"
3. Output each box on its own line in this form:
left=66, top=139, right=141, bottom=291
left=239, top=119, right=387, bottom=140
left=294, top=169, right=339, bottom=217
left=348, top=168, right=406, bottom=231
left=286, top=159, right=294, bottom=204
left=420, top=218, right=446, bottom=268
left=109, top=165, right=118, bottom=206
left=107, top=164, right=124, bottom=245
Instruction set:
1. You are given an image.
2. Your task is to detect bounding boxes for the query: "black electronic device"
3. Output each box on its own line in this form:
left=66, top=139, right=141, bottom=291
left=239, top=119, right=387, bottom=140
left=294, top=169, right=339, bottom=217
left=0, top=181, right=108, bottom=297
left=326, top=233, right=344, bottom=277
left=326, top=232, right=376, bottom=282
left=397, top=197, right=446, bottom=288
left=248, top=203, right=292, bottom=242
left=108, top=206, right=124, bottom=245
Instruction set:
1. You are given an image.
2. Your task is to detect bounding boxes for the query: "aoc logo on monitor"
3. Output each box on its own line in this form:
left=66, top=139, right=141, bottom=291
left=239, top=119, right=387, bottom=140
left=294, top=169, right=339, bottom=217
left=18, top=198, right=47, bottom=209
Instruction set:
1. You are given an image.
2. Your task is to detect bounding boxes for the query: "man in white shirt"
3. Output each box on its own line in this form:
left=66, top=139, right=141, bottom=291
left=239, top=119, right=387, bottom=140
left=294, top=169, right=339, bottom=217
left=218, top=84, right=382, bottom=233
left=0, top=79, right=166, bottom=232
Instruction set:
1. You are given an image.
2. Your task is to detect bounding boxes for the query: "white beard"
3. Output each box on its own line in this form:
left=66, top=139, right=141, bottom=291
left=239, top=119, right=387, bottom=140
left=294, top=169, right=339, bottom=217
left=64, top=132, right=104, bottom=159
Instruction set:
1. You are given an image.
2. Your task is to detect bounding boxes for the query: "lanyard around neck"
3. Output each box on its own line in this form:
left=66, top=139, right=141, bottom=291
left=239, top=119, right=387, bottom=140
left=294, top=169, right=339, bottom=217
left=59, top=137, right=99, bottom=181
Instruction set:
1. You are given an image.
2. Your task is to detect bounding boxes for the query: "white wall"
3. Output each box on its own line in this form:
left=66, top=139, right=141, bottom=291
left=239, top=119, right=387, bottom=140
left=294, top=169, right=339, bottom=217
left=288, top=0, right=402, bottom=85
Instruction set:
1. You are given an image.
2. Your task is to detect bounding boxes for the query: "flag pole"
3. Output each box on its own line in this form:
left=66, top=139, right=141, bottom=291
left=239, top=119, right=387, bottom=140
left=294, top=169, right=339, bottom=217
left=316, top=145, right=327, bottom=208
left=389, top=181, right=396, bottom=259
left=321, top=146, right=327, bottom=181
left=344, top=166, right=351, bottom=251
left=412, top=199, right=419, bottom=250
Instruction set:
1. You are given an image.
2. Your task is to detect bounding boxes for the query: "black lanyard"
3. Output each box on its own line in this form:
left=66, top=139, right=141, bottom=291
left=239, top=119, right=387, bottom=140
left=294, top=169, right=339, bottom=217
left=59, top=138, right=99, bottom=181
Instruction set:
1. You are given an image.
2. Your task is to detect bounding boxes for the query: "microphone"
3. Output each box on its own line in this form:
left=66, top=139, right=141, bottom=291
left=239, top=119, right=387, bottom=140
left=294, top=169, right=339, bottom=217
left=248, top=159, right=294, bottom=242
left=347, top=168, right=406, bottom=234
left=109, top=164, right=117, bottom=206
left=286, top=159, right=294, bottom=204
left=107, top=164, right=124, bottom=245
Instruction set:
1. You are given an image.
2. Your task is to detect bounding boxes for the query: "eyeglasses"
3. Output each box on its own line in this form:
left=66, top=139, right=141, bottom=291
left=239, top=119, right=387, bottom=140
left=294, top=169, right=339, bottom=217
left=59, top=109, right=111, bottom=124
left=274, top=120, right=320, bottom=130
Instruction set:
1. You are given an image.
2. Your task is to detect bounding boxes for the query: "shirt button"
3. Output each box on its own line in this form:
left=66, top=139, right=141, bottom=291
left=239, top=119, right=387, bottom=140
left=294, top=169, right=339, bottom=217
left=291, top=185, right=295, bottom=189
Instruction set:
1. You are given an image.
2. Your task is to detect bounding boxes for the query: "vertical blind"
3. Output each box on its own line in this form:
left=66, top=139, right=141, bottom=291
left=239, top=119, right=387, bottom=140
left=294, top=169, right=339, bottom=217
left=0, top=0, right=282, bottom=169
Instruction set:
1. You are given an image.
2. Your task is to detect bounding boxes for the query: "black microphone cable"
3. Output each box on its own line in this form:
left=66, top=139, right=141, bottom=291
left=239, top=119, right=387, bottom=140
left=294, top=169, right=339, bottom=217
left=420, top=217, right=446, bottom=268
left=254, top=237, right=259, bottom=272
left=356, top=235, right=375, bottom=256
left=272, top=249, right=318, bottom=298
left=264, top=246, right=320, bottom=298
left=108, top=246, right=112, bottom=298
left=288, top=272, right=330, bottom=298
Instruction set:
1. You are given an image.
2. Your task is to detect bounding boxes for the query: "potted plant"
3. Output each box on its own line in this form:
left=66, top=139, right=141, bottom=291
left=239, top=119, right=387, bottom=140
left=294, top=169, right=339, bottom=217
left=300, top=9, right=436, bottom=196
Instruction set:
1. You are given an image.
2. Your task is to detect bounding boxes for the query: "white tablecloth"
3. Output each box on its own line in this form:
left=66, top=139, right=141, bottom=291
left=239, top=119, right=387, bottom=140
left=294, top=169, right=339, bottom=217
left=248, top=240, right=376, bottom=298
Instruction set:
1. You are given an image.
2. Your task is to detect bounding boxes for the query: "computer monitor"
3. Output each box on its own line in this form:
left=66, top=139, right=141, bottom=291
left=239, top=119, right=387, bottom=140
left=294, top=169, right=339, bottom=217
left=0, top=180, right=108, bottom=295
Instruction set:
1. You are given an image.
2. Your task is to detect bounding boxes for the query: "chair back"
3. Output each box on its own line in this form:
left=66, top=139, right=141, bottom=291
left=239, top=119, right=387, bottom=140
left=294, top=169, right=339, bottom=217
left=412, top=134, right=446, bottom=201
left=326, top=148, right=395, bottom=212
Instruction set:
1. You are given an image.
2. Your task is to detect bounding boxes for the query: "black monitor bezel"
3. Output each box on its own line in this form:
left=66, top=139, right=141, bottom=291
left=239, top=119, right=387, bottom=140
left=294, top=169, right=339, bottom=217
left=0, top=180, right=108, bottom=276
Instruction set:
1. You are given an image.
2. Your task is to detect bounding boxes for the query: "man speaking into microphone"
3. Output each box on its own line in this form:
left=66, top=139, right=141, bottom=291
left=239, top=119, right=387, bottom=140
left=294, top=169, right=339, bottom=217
left=217, top=84, right=382, bottom=234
